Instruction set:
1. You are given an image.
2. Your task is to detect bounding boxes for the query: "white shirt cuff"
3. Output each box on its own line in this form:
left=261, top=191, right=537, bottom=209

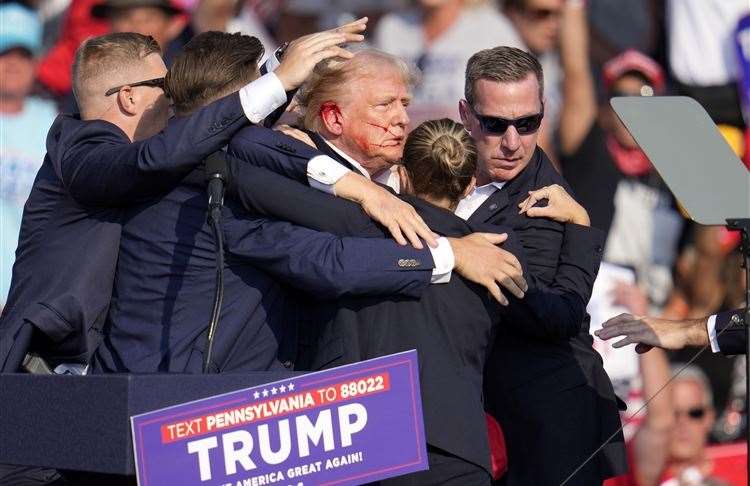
left=307, top=155, right=351, bottom=195
left=429, top=236, right=454, bottom=284
left=707, top=314, right=720, bottom=353
left=238, top=72, right=287, bottom=124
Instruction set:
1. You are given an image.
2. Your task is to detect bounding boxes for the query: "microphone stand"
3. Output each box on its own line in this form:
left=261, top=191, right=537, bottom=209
left=203, top=153, right=228, bottom=373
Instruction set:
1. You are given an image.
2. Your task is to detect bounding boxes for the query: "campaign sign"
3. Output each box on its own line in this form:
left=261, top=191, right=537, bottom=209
left=131, top=351, right=427, bottom=486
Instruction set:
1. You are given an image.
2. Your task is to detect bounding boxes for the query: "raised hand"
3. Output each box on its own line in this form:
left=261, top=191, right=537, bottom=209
left=274, top=17, right=368, bottom=92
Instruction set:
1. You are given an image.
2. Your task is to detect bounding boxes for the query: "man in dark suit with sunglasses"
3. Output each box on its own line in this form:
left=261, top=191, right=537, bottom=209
left=0, top=18, right=368, bottom=377
left=456, top=46, right=627, bottom=485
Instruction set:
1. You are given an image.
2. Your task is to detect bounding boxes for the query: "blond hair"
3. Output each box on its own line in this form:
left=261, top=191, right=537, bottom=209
left=296, top=48, right=418, bottom=132
left=72, top=33, right=161, bottom=114
left=403, top=118, right=476, bottom=205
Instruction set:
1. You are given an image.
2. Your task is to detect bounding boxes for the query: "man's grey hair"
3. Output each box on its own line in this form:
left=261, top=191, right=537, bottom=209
left=464, top=45, right=544, bottom=106
left=672, top=364, right=714, bottom=409
left=296, top=48, right=419, bottom=132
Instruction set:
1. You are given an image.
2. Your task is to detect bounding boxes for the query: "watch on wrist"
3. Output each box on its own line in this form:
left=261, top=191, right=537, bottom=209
left=276, top=42, right=289, bottom=62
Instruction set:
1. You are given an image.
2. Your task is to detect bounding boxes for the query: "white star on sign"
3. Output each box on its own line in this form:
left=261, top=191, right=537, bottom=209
left=279, top=384, right=287, bottom=393
left=288, top=383, right=295, bottom=391
left=262, top=389, right=269, bottom=397
left=271, top=387, right=278, bottom=395
left=253, top=391, right=260, bottom=400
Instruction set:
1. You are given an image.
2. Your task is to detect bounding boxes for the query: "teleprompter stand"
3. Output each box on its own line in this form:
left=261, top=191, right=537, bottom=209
left=612, top=96, right=750, bottom=478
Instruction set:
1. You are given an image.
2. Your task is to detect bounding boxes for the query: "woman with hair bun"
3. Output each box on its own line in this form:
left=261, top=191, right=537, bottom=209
left=285, top=118, right=594, bottom=485
left=398, top=118, right=478, bottom=211
left=224, top=117, right=596, bottom=484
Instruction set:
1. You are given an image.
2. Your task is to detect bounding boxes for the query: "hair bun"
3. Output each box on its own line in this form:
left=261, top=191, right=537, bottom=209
left=431, top=133, right=464, bottom=174
left=402, top=118, right=476, bottom=206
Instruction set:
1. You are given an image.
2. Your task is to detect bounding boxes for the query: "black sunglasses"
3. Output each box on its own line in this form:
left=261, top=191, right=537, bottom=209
left=105, top=77, right=166, bottom=96
left=675, top=407, right=707, bottom=420
left=471, top=106, right=544, bottom=135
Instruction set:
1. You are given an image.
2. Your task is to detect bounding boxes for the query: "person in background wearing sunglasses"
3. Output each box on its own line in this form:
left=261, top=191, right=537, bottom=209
left=606, top=362, right=734, bottom=486
left=654, top=365, right=728, bottom=485
left=455, top=45, right=627, bottom=485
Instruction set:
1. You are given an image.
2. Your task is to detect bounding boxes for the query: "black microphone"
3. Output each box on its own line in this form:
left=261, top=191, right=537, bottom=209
left=203, top=151, right=228, bottom=373
left=205, top=151, right=228, bottom=224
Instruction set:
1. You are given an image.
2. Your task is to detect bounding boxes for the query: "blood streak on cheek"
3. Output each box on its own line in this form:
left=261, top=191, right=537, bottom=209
left=366, top=122, right=389, bottom=132
left=353, top=134, right=373, bottom=151
left=365, top=122, right=400, bottom=147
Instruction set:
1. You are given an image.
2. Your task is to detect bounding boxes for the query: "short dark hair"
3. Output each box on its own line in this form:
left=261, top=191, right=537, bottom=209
left=166, top=31, right=264, bottom=115
left=464, top=46, right=544, bottom=106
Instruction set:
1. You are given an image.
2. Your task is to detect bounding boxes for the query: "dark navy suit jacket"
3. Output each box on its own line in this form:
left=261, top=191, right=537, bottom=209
left=467, top=148, right=627, bottom=484
left=716, top=309, right=747, bottom=355
left=92, top=128, right=435, bottom=374
left=0, top=93, right=250, bottom=372
left=224, top=126, right=612, bottom=474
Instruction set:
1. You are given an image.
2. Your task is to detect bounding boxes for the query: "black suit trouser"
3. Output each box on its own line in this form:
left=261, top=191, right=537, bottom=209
left=371, top=446, right=491, bottom=486
left=493, top=381, right=607, bottom=486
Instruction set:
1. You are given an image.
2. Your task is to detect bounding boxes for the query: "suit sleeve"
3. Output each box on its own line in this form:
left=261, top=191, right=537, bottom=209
left=715, top=309, right=747, bottom=355
left=502, top=224, right=605, bottom=341
left=55, top=93, right=250, bottom=207
left=227, top=127, right=311, bottom=183
left=222, top=204, right=431, bottom=299
left=226, top=156, right=386, bottom=238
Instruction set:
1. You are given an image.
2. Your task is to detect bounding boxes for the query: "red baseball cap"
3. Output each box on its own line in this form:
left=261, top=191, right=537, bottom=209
left=603, top=49, right=665, bottom=94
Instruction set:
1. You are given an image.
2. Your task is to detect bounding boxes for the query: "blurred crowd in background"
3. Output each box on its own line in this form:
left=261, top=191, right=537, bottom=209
left=1, top=0, right=749, bottom=483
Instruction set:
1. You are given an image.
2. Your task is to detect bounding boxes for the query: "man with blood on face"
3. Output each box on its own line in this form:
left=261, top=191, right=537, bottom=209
left=324, top=67, right=410, bottom=173
left=299, top=49, right=414, bottom=189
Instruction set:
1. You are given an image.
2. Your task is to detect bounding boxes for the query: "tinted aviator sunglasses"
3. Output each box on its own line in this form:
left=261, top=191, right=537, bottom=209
left=105, top=77, right=166, bottom=97
left=470, top=105, right=544, bottom=136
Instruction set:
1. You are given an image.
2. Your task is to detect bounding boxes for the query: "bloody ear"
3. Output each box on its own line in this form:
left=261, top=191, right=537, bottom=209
left=320, top=102, right=344, bottom=135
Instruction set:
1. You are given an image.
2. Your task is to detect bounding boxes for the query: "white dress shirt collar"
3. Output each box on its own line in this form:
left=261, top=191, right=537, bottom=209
left=323, top=139, right=401, bottom=192
left=323, top=139, right=370, bottom=178
left=454, top=181, right=506, bottom=220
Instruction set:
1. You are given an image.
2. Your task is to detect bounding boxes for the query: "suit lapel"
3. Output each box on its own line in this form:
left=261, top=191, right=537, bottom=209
left=467, top=148, right=543, bottom=225
left=467, top=189, right=509, bottom=225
